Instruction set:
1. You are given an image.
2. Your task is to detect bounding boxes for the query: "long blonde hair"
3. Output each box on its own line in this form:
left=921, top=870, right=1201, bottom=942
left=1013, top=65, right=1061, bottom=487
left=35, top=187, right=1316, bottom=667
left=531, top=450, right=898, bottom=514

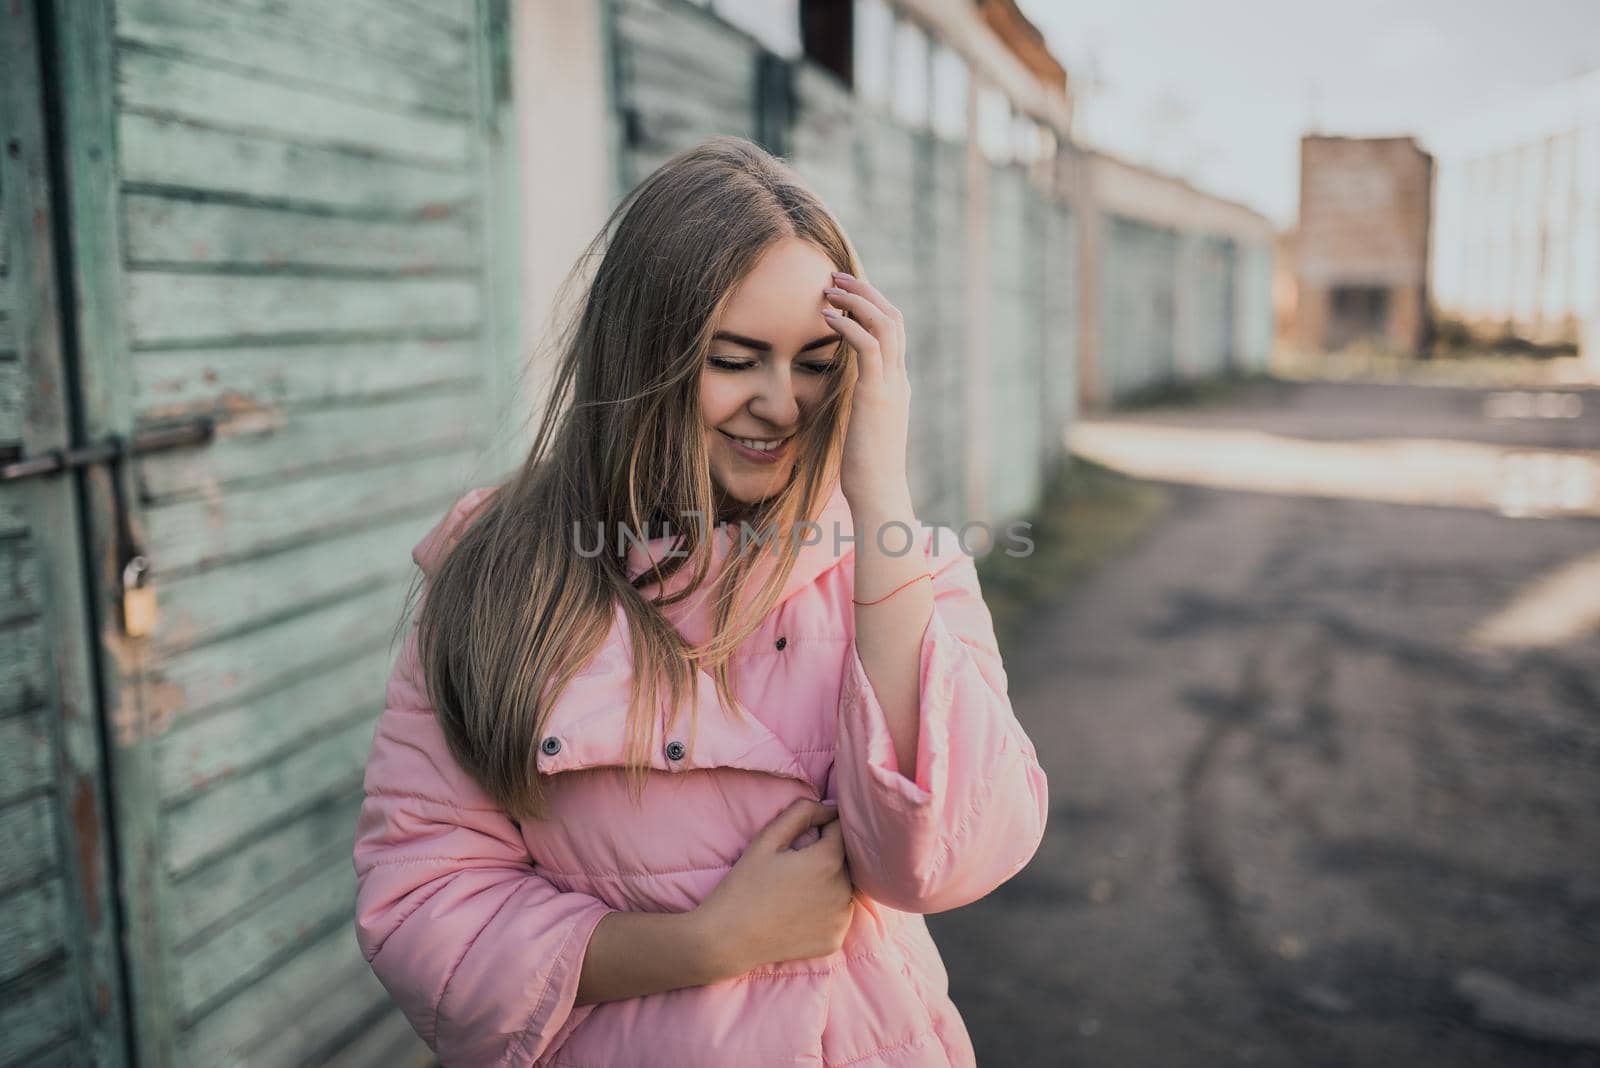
left=402, top=136, right=862, bottom=822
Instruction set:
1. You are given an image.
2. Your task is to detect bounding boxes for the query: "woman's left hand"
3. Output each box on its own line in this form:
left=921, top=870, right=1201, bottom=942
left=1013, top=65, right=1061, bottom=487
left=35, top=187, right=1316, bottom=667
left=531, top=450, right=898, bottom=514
left=822, top=271, right=912, bottom=508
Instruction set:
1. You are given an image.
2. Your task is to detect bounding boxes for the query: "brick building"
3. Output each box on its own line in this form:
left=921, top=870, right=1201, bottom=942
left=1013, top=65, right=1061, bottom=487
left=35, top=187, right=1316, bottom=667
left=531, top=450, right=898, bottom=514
left=1293, top=135, right=1433, bottom=354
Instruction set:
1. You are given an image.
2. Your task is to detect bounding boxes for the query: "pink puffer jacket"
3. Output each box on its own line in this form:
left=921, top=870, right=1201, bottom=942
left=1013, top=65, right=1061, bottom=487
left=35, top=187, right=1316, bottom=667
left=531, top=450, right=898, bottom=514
left=352, top=481, right=1049, bottom=1066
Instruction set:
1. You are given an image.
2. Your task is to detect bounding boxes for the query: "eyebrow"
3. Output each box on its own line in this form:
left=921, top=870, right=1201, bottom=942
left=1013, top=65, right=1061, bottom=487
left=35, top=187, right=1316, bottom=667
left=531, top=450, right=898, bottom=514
left=712, top=330, right=840, bottom=353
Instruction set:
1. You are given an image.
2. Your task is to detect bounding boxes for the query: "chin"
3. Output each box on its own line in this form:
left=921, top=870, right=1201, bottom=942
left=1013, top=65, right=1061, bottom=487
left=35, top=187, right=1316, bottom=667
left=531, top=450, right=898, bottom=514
left=715, top=469, right=794, bottom=508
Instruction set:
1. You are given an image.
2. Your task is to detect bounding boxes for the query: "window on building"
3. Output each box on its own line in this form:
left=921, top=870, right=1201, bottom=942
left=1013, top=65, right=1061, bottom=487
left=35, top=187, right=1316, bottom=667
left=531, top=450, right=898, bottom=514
left=930, top=42, right=968, bottom=142
left=799, top=0, right=853, bottom=85
left=889, top=15, right=929, bottom=128
left=852, top=0, right=893, bottom=109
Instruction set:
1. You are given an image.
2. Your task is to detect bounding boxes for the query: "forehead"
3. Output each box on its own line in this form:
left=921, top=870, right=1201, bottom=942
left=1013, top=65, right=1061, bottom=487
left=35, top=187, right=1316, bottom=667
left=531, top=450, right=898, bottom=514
left=718, top=238, right=835, bottom=330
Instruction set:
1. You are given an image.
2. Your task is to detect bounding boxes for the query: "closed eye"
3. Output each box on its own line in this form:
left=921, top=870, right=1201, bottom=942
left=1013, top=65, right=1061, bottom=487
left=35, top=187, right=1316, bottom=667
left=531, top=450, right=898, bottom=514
left=708, top=356, right=839, bottom=374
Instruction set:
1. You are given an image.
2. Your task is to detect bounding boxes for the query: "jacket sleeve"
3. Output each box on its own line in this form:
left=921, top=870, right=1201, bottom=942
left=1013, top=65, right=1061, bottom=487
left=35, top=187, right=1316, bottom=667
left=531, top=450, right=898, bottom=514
left=832, top=526, right=1049, bottom=914
left=352, top=626, right=615, bottom=1067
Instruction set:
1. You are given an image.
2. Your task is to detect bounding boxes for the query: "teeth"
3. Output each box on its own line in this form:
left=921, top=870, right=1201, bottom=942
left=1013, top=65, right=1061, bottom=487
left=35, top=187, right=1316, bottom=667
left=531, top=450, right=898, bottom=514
left=733, top=435, right=787, bottom=452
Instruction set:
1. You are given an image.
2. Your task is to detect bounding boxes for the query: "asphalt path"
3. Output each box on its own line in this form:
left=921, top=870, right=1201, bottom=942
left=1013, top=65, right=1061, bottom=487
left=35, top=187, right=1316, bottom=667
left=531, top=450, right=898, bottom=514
left=932, top=377, right=1600, bottom=1068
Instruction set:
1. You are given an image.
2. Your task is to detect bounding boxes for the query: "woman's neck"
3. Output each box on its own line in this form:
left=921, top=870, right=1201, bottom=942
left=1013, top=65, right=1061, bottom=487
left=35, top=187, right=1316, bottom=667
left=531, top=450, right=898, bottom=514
left=710, top=487, right=751, bottom=529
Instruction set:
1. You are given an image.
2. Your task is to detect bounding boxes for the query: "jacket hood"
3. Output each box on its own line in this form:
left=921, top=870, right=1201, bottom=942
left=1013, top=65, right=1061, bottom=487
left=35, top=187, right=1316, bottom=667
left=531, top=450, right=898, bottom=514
left=411, top=485, right=501, bottom=578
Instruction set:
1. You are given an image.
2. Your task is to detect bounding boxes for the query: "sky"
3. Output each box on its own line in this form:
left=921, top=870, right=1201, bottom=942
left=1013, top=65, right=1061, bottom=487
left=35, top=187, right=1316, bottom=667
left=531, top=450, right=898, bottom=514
left=1018, top=0, right=1600, bottom=229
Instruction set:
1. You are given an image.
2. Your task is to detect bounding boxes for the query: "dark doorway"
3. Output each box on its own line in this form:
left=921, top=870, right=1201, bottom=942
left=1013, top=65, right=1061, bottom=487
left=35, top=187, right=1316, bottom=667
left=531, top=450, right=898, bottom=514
left=1327, top=285, right=1391, bottom=350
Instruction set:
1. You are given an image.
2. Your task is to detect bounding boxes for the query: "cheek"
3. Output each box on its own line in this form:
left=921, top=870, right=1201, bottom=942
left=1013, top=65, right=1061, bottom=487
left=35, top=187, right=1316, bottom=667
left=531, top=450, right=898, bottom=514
left=794, top=377, right=830, bottom=416
left=698, top=374, right=739, bottom=426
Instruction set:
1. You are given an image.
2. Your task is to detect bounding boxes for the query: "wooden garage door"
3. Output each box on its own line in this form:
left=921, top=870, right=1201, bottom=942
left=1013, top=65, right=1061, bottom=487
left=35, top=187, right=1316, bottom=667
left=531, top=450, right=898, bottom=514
left=0, top=3, right=131, bottom=1063
left=4, top=0, right=520, bottom=1063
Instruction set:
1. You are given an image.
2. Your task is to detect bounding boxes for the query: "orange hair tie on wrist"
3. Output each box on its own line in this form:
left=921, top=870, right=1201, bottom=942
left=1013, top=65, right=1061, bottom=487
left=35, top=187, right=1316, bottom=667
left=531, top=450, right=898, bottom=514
left=852, top=572, right=932, bottom=606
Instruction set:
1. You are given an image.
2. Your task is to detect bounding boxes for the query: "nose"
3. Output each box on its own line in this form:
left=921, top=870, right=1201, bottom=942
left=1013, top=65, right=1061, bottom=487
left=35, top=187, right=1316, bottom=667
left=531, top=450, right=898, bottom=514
left=748, top=362, right=800, bottom=430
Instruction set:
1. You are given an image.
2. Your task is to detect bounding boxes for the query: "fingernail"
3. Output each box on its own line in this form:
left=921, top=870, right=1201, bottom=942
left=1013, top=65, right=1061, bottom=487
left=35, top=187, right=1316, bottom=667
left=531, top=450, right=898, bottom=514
left=832, top=271, right=853, bottom=281
left=821, top=309, right=840, bottom=318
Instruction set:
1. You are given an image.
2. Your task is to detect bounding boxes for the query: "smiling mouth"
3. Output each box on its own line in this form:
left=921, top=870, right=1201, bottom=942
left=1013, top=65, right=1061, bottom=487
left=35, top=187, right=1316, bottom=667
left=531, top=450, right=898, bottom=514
left=718, top=428, right=794, bottom=452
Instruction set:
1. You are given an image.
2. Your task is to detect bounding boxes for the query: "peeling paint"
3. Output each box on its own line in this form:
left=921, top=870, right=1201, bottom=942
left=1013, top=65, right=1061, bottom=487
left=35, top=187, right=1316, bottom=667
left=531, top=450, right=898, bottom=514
left=72, top=774, right=103, bottom=928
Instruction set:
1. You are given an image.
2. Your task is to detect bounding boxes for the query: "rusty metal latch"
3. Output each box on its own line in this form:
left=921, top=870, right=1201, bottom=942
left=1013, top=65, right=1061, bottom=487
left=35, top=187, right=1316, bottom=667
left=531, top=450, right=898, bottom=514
left=1, top=417, right=214, bottom=638
left=0, top=418, right=215, bottom=483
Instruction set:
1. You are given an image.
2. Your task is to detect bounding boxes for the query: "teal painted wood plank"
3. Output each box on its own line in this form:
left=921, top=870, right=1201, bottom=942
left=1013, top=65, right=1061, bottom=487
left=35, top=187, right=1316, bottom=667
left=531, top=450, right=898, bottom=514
left=0, top=535, right=44, bottom=626
left=58, top=0, right=516, bottom=1061
left=137, top=389, right=483, bottom=501
left=8, top=0, right=137, bottom=1056
left=0, top=271, right=14, bottom=355
left=117, top=46, right=472, bottom=169
left=0, top=359, right=23, bottom=441
left=118, top=113, right=478, bottom=215
left=387, top=0, right=475, bottom=32
left=319, top=1007, right=432, bottom=1068
left=132, top=337, right=481, bottom=422
left=0, top=878, right=68, bottom=984
left=237, top=0, right=469, bottom=66
left=123, top=272, right=480, bottom=348
left=621, top=31, right=756, bottom=114
left=0, top=618, right=48, bottom=719
left=0, top=967, right=74, bottom=1065
left=0, top=710, right=54, bottom=807
left=139, top=447, right=477, bottom=574
left=0, top=795, right=61, bottom=895
left=473, top=0, right=527, bottom=481
left=163, top=717, right=374, bottom=878
left=12, top=1038, right=85, bottom=1068
left=38, top=0, right=160, bottom=1059
left=614, top=0, right=761, bottom=158
left=157, top=645, right=391, bottom=801
left=146, top=580, right=409, bottom=729
left=140, top=508, right=437, bottom=653
left=123, top=193, right=476, bottom=273
left=177, top=927, right=389, bottom=1067
left=167, top=794, right=360, bottom=948
left=235, top=957, right=397, bottom=1068
left=176, top=859, right=355, bottom=1019
left=116, top=0, right=473, bottom=116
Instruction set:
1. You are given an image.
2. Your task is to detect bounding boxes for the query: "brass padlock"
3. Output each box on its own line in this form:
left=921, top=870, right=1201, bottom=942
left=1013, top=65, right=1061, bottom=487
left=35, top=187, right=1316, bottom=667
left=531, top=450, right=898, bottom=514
left=121, top=556, right=158, bottom=638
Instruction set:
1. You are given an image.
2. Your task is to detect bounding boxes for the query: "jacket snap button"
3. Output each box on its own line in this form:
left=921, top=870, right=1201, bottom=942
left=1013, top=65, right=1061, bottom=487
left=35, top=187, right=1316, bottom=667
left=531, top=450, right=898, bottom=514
left=665, top=740, right=686, bottom=761
left=775, top=636, right=787, bottom=651
left=541, top=736, right=562, bottom=756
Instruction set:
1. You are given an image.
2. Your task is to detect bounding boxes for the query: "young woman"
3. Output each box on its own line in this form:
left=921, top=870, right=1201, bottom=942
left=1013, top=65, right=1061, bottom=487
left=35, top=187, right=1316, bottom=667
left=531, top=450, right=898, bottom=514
left=352, top=136, right=1049, bottom=1067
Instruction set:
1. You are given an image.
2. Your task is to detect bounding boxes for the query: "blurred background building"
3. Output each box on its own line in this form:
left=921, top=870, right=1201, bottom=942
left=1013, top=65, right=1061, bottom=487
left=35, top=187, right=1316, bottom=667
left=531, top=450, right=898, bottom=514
left=1289, top=135, right=1433, bottom=355
left=0, top=0, right=1274, bottom=1065
left=1427, top=66, right=1600, bottom=365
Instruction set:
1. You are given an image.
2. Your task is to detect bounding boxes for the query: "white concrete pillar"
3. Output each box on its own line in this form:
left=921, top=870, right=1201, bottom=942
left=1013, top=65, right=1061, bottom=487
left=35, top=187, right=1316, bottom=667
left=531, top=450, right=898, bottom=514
left=511, top=0, right=617, bottom=451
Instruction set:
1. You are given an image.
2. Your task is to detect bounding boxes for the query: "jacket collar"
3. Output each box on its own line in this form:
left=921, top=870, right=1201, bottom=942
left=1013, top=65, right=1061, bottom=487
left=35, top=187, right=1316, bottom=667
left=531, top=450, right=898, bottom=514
left=621, top=481, right=855, bottom=644
left=522, top=619, right=822, bottom=787
left=410, top=481, right=856, bottom=789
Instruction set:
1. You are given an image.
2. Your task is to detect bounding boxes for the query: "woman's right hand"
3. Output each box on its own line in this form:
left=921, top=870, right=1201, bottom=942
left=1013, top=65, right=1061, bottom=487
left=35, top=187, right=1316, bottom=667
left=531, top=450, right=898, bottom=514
left=692, top=798, right=856, bottom=979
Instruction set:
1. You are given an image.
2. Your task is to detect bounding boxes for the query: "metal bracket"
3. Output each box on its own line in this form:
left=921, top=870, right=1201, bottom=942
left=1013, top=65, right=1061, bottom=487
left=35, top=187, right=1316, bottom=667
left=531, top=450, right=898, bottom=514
left=0, top=417, right=216, bottom=483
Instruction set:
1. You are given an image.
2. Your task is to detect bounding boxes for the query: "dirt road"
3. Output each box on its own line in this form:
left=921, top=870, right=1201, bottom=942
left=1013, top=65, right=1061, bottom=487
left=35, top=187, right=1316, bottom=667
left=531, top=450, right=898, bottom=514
left=932, top=377, right=1600, bottom=1067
